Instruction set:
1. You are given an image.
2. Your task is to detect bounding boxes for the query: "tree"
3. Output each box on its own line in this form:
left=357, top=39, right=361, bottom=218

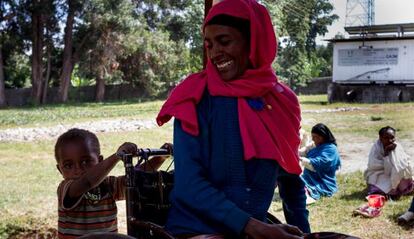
left=118, top=27, right=191, bottom=97
left=76, top=0, right=136, bottom=102
left=0, top=3, right=9, bottom=107
left=135, top=0, right=204, bottom=71
left=0, top=0, right=31, bottom=107
left=0, top=48, right=5, bottom=108
left=29, top=0, right=45, bottom=104
left=305, top=0, right=338, bottom=54
left=263, top=0, right=338, bottom=87
left=57, top=0, right=84, bottom=103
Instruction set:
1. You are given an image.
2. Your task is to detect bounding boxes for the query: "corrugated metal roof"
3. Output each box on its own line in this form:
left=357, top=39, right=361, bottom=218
left=327, top=35, right=414, bottom=42
left=345, top=23, right=414, bottom=35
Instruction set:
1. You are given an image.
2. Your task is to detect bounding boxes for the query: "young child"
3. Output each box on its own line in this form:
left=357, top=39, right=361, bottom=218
left=55, top=128, right=170, bottom=238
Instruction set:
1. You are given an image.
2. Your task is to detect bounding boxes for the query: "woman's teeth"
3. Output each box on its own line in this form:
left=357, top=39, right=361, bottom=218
left=216, top=61, right=232, bottom=69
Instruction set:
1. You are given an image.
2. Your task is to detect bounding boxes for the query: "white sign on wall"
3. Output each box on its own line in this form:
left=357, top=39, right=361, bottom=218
left=338, top=48, right=399, bottom=66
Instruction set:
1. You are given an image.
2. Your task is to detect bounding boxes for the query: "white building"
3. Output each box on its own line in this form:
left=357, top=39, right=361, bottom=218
left=328, top=23, right=414, bottom=102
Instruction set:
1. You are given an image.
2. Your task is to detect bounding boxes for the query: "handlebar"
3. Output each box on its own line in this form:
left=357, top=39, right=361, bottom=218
left=137, top=148, right=172, bottom=157
left=117, top=148, right=173, bottom=159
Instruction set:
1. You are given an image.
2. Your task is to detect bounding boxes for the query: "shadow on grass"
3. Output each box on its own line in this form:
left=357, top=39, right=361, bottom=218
left=387, top=213, right=414, bottom=231
left=300, top=101, right=328, bottom=106
left=340, top=188, right=367, bottom=201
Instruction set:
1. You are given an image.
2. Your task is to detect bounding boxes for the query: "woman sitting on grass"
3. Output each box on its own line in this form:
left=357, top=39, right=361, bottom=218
left=364, top=126, right=413, bottom=200
left=300, top=123, right=341, bottom=203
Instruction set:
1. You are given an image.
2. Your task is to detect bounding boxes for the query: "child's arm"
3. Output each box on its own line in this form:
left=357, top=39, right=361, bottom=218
left=67, top=142, right=137, bottom=199
left=138, top=143, right=172, bottom=172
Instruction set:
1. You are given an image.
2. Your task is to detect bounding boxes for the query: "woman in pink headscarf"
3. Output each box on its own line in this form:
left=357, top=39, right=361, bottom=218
left=157, top=0, right=309, bottom=238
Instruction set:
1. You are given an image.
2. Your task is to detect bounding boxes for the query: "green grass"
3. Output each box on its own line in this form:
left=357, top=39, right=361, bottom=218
left=0, top=127, right=173, bottom=239
left=271, top=172, right=414, bottom=239
left=1, top=95, right=414, bottom=238
left=299, top=94, right=414, bottom=138
left=0, top=100, right=164, bottom=129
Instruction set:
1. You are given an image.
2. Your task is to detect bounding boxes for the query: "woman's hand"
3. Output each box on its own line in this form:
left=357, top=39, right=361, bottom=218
left=244, top=218, right=303, bottom=239
left=384, top=143, right=397, bottom=156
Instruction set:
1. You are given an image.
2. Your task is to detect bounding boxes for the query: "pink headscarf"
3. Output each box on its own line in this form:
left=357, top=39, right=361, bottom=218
left=157, top=0, right=302, bottom=175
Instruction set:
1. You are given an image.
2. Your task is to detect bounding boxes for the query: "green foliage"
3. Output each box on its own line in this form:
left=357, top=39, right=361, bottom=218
left=3, top=52, right=31, bottom=88
left=119, top=27, right=191, bottom=97
left=70, top=66, right=93, bottom=87
left=264, top=0, right=337, bottom=87
left=2, top=0, right=338, bottom=100
left=76, top=0, right=136, bottom=85
left=136, top=0, right=204, bottom=72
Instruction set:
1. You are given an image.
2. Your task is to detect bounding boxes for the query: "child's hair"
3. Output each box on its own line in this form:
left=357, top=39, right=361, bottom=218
left=55, top=128, right=100, bottom=162
left=378, top=126, right=396, bottom=136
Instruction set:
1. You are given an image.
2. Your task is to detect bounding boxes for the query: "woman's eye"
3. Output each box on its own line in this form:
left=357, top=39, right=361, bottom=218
left=64, top=164, right=72, bottom=169
left=81, top=160, right=88, bottom=165
left=220, top=40, right=231, bottom=46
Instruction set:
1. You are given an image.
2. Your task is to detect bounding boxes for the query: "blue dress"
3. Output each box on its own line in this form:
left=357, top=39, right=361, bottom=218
left=301, top=143, right=341, bottom=200
left=165, top=92, right=310, bottom=236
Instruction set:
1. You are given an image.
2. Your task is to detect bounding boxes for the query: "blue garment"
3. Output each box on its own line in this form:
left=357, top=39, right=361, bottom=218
left=409, top=197, right=414, bottom=212
left=166, top=92, right=310, bottom=236
left=301, top=143, right=341, bottom=200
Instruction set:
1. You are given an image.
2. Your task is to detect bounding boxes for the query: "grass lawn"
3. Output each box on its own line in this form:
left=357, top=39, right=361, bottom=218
left=0, top=100, right=165, bottom=129
left=1, top=95, right=414, bottom=238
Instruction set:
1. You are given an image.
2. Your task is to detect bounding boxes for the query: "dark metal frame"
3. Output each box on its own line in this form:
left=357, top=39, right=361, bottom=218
left=122, top=149, right=175, bottom=239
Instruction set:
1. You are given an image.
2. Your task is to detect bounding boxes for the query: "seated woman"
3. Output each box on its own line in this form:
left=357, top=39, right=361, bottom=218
left=156, top=0, right=310, bottom=238
left=300, top=123, right=341, bottom=202
left=364, top=126, right=414, bottom=199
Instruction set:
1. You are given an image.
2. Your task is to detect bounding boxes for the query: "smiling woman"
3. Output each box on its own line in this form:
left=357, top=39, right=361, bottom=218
left=156, top=0, right=309, bottom=238
left=204, top=15, right=250, bottom=81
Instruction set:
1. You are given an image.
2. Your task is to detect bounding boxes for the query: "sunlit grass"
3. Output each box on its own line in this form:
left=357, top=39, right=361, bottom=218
left=0, top=127, right=173, bottom=239
left=0, top=100, right=165, bottom=129
left=1, top=96, right=414, bottom=238
left=271, top=171, right=414, bottom=239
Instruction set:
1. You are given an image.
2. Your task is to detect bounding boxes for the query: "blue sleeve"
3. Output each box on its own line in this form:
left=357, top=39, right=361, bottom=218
left=173, top=119, right=251, bottom=234
left=308, top=145, right=339, bottom=172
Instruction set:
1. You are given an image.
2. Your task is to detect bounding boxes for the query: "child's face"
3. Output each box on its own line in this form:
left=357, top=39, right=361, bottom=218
left=57, top=139, right=101, bottom=180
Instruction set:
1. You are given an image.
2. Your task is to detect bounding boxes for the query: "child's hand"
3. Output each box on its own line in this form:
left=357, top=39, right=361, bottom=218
left=116, top=142, right=138, bottom=157
left=160, top=143, right=173, bottom=155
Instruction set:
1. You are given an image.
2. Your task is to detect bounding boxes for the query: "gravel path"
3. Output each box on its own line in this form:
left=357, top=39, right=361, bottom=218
left=0, top=119, right=156, bottom=142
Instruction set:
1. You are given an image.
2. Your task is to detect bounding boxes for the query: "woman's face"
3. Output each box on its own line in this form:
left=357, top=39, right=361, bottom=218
left=380, top=129, right=396, bottom=147
left=311, top=133, right=325, bottom=146
left=204, top=24, right=250, bottom=81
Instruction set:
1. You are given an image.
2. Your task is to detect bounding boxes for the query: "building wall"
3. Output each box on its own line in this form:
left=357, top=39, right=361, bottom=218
left=4, top=84, right=149, bottom=107
left=295, top=77, right=331, bottom=95
left=328, top=83, right=414, bottom=103
left=332, top=39, right=414, bottom=84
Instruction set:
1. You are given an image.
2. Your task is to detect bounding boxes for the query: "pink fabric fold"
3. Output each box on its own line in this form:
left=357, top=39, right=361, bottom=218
left=156, top=0, right=302, bottom=175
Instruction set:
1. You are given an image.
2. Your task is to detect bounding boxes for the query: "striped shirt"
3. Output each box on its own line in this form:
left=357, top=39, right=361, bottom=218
left=57, top=176, right=125, bottom=239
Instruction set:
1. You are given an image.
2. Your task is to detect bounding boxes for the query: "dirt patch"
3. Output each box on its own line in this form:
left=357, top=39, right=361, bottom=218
left=336, top=134, right=414, bottom=174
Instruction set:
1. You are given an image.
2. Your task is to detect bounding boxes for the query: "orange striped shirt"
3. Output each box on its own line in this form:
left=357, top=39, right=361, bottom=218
left=57, top=176, right=125, bottom=239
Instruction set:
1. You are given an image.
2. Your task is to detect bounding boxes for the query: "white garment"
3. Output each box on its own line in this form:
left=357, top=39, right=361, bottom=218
left=300, top=156, right=316, bottom=172
left=364, top=140, right=413, bottom=194
left=299, top=141, right=315, bottom=157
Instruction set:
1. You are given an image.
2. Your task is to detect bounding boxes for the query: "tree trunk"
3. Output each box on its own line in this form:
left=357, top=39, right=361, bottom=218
left=57, top=0, right=75, bottom=103
left=0, top=48, right=6, bottom=108
left=31, top=12, right=44, bottom=104
left=42, top=42, right=52, bottom=104
left=95, top=67, right=105, bottom=102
